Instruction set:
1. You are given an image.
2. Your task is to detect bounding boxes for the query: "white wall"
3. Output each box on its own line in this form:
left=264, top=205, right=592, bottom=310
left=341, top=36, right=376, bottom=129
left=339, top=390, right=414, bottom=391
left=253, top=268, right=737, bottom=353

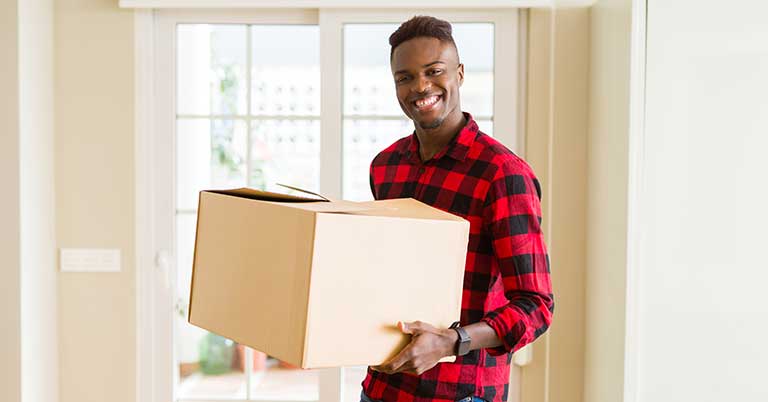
left=627, top=1, right=768, bottom=401
left=585, top=1, right=631, bottom=402
left=0, top=0, right=59, bottom=401
left=19, top=0, right=59, bottom=400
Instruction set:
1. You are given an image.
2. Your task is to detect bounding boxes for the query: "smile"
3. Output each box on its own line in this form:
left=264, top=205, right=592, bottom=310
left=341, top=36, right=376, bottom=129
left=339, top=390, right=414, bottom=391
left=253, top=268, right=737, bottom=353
left=413, top=95, right=442, bottom=112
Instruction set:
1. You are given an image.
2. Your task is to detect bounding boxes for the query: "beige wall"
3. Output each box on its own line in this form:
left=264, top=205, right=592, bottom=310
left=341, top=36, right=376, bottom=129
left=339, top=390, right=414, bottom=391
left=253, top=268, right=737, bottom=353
left=523, top=8, right=590, bottom=402
left=1, top=0, right=22, bottom=400
left=50, top=4, right=594, bottom=402
left=548, top=9, right=590, bottom=402
left=55, top=1, right=135, bottom=402
left=521, top=10, right=554, bottom=400
left=584, top=1, right=631, bottom=402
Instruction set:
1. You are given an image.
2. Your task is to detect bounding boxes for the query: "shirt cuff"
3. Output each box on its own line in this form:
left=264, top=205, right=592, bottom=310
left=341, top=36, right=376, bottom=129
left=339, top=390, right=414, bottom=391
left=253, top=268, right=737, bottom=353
left=481, top=306, right=523, bottom=356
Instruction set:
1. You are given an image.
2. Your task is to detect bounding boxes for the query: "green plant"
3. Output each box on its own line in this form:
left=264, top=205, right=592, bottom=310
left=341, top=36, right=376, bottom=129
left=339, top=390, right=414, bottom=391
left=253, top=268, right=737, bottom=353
left=198, top=332, right=235, bottom=375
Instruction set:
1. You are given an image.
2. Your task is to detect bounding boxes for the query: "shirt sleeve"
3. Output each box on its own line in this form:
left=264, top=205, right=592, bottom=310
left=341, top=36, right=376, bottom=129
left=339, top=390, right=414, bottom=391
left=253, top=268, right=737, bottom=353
left=369, top=163, right=377, bottom=200
left=480, top=161, right=554, bottom=356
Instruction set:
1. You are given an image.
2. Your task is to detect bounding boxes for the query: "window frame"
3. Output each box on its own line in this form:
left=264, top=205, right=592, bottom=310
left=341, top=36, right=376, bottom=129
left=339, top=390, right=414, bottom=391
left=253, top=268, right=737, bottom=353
left=135, top=7, right=526, bottom=402
left=321, top=9, right=526, bottom=199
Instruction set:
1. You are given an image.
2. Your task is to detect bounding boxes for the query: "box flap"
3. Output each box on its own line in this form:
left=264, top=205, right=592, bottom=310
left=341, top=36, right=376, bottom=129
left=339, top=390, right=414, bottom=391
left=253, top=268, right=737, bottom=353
left=276, top=183, right=331, bottom=201
left=203, top=189, right=466, bottom=221
left=288, top=200, right=376, bottom=214
left=204, top=188, right=379, bottom=214
left=348, top=198, right=466, bottom=222
left=205, top=187, right=325, bottom=203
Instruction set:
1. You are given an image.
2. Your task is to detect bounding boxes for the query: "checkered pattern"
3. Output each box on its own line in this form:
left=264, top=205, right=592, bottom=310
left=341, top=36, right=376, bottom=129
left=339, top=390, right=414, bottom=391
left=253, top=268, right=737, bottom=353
left=361, top=113, right=554, bottom=402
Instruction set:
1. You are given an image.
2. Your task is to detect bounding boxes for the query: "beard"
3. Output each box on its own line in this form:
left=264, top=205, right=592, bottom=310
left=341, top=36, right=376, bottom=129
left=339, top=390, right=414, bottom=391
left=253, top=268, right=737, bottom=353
left=417, top=116, right=444, bottom=130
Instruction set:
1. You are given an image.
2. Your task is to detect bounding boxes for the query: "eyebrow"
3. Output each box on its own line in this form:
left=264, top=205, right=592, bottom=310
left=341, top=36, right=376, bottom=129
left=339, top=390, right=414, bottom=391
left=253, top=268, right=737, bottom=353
left=394, top=60, right=446, bottom=76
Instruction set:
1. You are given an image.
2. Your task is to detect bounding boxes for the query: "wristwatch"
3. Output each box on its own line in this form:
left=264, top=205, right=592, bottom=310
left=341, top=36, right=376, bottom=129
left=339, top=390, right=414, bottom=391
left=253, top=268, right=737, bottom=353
left=449, top=321, right=471, bottom=356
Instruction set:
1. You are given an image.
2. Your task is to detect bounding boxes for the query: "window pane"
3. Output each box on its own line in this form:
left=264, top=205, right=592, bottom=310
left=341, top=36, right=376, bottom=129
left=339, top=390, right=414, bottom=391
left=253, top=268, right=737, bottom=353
left=250, top=365, right=320, bottom=400
left=176, top=119, right=247, bottom=210
left=342, top=23, right=495, bottom=202
left=477, top=119, right=494, bottom=137
left=342, top=23, right=494, bottom=117
left=344, top=366, right=369, bottom=402
left=176, top=212, right=246, bottom=400
left=176, top=24, right=323, bottom=402
left=452, top=23, right=494, bottom=117
left=250, top=119, right=321, bottom=193
left=344, top=24, right=402, bottom=116
left=343, top=119, right=412, bottom=201
left=251, top=26, right=320, bottom=116
left=177, top=24, right=247, bottom=116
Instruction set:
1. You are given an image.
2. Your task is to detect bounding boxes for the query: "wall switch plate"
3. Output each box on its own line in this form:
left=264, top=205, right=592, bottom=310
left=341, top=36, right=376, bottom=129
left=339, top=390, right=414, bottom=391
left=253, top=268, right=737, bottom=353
left=59, top=248, right=121, bottom=272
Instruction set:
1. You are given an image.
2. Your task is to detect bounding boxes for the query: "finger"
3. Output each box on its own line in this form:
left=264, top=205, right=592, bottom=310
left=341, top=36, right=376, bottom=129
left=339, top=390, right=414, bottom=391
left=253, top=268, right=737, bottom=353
left=379, top=342, right=415, bottom=373
left=416, top=361, right=439, bottom=376
left=401, top=359, right=420, bottom=375
left=384, top=355, right=415, bottom=375
left=400, top=320, right=429, bottom=335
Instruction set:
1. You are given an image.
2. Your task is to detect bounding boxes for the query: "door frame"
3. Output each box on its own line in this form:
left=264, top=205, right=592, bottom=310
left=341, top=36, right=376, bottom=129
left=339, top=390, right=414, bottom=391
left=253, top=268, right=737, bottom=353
left=135, top=7, right=527, bottom=402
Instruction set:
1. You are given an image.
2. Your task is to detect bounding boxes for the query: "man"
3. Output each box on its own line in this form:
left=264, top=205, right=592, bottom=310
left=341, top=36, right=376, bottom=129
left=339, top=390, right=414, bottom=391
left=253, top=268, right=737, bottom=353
left=362, top=16, right=555, bottom=402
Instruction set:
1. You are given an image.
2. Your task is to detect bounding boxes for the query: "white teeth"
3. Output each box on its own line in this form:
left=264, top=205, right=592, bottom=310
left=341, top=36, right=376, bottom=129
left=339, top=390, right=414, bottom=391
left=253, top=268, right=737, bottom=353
left=415, top=95, right=439, bottom=108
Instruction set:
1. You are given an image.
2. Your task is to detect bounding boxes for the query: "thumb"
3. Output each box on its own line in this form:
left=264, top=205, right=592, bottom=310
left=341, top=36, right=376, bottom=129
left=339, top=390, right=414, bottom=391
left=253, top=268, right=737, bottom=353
left=398, top=321, right=422, bottom=335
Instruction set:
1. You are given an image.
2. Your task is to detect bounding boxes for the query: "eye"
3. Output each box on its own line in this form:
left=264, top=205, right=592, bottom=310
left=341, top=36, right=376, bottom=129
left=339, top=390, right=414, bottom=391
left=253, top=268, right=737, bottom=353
left=395, top=76, right=410, bottom=84
left=428, top=69, right=443, bottom=76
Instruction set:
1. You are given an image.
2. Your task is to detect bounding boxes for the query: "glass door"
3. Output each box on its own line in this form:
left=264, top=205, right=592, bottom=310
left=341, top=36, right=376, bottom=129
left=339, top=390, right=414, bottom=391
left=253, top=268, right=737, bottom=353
left=149, top=7, right=523, bottom=402
left=174, top=21, right=324, bottom=401
left=341, top=22, right=496, bottom=201
left=333, top=15, right=508, bottom=399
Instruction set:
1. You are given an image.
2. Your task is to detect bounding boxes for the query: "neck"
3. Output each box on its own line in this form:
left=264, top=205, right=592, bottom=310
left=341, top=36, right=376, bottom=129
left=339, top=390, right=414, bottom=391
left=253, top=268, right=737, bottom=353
left=414, top=110, right=466, bottom=161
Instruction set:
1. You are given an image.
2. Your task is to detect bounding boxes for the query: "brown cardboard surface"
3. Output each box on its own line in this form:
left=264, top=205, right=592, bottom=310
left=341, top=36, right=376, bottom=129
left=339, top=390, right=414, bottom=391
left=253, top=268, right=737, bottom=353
left=189, top=192, right=316, bottom=365
left=189, top=188, right=470, bottom=368
left=304, top=213, right=467, bottom=368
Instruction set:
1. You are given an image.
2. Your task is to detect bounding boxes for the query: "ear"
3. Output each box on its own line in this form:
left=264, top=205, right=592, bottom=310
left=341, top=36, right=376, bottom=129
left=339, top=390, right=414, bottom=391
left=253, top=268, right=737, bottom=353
left=457, top=63, right=465, bottom=87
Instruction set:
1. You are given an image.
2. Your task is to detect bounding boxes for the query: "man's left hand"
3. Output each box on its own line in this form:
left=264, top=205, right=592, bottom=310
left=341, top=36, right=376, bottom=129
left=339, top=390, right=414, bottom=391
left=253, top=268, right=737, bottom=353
left=371, top=320, right=458, bottom=375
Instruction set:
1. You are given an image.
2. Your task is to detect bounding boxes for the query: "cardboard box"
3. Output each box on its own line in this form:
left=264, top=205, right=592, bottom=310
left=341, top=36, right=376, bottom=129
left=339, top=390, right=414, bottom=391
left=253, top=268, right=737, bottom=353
left=188, top=187, right=470, bottom=369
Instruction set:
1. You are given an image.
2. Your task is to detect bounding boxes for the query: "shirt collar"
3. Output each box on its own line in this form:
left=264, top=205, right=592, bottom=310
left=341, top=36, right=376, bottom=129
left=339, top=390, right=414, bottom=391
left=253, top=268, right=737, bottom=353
left=403, top=112, right=479, bottom=164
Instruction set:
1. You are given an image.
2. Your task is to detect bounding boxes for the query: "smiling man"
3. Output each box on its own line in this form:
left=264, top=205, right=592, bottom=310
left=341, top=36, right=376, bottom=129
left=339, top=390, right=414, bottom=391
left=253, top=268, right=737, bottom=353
left=362, top=16, right=554, bottom=402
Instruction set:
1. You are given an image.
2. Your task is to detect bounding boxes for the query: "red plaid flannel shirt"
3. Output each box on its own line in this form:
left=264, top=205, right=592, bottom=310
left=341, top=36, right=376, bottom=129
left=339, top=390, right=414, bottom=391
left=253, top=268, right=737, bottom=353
left=361, top=113, right=554, bottom=402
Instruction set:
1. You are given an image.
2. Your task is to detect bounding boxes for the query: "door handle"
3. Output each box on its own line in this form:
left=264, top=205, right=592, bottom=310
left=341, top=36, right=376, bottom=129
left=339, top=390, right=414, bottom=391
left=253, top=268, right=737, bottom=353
left=155, top=249, right=171, bottom=290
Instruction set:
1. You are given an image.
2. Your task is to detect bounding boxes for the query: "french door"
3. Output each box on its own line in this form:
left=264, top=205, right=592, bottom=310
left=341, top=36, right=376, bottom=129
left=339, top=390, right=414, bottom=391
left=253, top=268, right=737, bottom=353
left=141, top=7, right=525, bottom=402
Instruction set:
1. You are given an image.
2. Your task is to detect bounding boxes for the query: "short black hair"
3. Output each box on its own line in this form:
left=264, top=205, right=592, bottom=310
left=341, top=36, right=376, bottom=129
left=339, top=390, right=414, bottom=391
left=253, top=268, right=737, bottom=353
left=389, top=16, right=458, bottom=59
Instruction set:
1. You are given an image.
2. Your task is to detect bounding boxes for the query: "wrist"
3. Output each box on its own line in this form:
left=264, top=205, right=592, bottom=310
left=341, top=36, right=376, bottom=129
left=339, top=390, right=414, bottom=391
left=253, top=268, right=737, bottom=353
left=442, top=328, right=460, bottom=357
left=449, top=322, right=472, bottom=356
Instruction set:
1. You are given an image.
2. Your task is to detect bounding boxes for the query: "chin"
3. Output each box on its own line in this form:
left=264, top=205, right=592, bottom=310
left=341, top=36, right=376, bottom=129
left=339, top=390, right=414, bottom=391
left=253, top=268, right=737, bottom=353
left=417, top=116, right=444, bottom=130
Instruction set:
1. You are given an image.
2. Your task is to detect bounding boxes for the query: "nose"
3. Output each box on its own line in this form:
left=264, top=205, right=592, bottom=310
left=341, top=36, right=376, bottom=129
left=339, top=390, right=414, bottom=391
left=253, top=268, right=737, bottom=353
left=414, top=74, right=431, bottom=94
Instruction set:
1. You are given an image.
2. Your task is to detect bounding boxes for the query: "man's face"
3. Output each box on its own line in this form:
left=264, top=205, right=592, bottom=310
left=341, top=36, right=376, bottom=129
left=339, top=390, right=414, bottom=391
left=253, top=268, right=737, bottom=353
left=391, top=37, right=464, bottom=130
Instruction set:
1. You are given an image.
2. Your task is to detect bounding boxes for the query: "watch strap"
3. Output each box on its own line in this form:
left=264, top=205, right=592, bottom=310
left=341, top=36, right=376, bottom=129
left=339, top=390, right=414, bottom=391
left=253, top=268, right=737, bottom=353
left=449, top=321, right=471, bottom=356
